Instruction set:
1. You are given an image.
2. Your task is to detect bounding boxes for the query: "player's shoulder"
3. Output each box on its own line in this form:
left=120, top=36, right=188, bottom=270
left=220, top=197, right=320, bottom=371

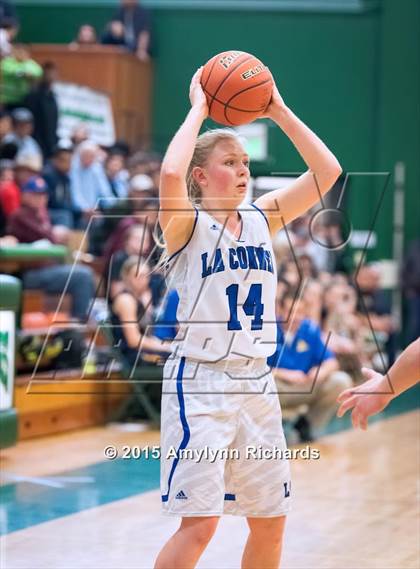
left=249, top=201, right=270, bottom=229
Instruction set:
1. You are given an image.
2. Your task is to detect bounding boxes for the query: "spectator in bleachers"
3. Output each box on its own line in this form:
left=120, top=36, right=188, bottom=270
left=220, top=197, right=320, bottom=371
left=292, top=215, right=330, bottom=272
left=268, top=287, right=352, bottom=441
left=0, top=109, right=11, bottom=139
left=42, top=145, right=76, bottom=228
left=109, top=256, right=169, bottom=366
left=112, top=0, right=152, bottom=61
left=0, top=158, right=19, bottom=216
left=0, top=1, right=18, bottom=26
left=24, top=61, right=59, bottom=160
left=101, top=20, right=128, bottom=48
left=6, top=175, right=95, bottom=321
left=127, top=149, right=160, bottom=180
left=402, top=239, right=420, bottom=343
left=7, top=175, right=69, bottom=245
left=0, top=45, right=42, bottom=109
left=322, top=280, right=364, bottom=382
left=3, top=108, right=43, bottom=162
left=128, top=173, right=156, bottom=212
left=278, top=257, right=300, bottom=288
left=356, top=263, right=397, bottom=367
left=14, top=151, right=42, bottom=188
left=69, top=24, right=97, bottom=49
left=110, top=139, right=130, bottom=159
left=107, top=222, right=151, bottom=298
left=0, top=2, right=18, bottom=59
left=0, top=16, right=17, bottom=58
left=0, top=138, right=17, bottom=161
left=303, top=278, right=323, bottom=325
left=70, top=140, right=111, bottom=226
left=70, top=123, right=90, bottom=148
left=0, top=110, right=17, bottom=164
left=297, top=253, right=319, bottom=280
left=104, top=152, right=128, bottom=199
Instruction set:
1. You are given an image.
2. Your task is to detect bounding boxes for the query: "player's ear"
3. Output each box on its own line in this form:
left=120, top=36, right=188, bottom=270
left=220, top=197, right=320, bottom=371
left=192, top=166, right=207, bottom=187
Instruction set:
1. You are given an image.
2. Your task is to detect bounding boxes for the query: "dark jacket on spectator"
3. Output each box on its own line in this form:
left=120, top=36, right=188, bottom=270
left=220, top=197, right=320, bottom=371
left=109, top=289, right=147, bottom=365
left=113, top=4, right=151, bottom=53
left=24, top=84, right=59, bottom=159
left=0, top=1, right=18, bottom=26
left=101, top=30, right=127, bottom=47
left=43, top=162, right=72, bottom=212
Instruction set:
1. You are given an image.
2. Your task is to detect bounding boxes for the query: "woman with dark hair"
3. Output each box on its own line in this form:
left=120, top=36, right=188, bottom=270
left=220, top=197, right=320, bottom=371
left=109, top=256, right=169, bottom=366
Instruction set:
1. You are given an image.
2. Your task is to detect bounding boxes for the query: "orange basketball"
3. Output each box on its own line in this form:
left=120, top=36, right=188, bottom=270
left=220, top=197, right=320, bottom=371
left=201, top=50, right=273, bottom=126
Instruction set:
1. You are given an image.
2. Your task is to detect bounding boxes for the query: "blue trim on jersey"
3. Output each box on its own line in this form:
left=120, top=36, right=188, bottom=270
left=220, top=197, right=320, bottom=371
left=251, top=202, right=270, bottom=229
left=166, top=207, right=199, bottom=263
left=224, top=493, right=236, bottom=501
left=161, top=356, right=190, bottom=503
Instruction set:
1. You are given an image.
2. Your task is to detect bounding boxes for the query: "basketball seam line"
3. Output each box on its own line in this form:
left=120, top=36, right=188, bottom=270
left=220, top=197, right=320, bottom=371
left=207, top=54, right=255, bottom=114
left=202, top=79, right=271, bottom=113
left=202, top=86, right=269, bottom=112
left=202, top=56, right=218, bottom=91
left=223, top=78, right=273, bottom=124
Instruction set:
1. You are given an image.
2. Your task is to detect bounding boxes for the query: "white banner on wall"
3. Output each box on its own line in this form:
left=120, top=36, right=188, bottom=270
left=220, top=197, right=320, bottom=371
left=53, top=81, right=116, bottom=146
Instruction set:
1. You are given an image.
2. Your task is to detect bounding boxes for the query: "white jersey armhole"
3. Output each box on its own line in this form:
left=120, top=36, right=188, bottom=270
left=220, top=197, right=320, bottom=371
left=166, top=206, right=199, bottom=263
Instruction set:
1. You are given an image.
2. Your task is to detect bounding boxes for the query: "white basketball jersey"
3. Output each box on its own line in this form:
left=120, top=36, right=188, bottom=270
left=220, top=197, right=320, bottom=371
left=165, top=204, right=277, bottom=362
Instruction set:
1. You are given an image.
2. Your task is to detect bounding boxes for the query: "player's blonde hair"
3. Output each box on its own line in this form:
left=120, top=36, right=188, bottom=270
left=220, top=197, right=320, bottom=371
left=153, top=128, right=246, bottom=271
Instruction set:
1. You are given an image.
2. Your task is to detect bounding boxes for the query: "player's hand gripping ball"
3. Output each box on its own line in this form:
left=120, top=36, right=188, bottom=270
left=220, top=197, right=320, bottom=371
left=200, top=50, right=273, bottom=126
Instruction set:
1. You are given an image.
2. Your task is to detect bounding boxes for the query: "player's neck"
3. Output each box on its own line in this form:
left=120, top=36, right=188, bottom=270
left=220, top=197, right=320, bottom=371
left=200, top=198, right=240, bottom=225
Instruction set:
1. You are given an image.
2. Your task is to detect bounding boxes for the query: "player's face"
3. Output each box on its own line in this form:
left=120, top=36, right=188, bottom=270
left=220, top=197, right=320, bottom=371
left=200, top=140, right=250, bottom=205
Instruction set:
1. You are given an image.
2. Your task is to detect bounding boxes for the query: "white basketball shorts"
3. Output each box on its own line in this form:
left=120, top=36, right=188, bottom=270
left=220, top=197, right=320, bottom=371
left=160, top=355, right=292, bottom=517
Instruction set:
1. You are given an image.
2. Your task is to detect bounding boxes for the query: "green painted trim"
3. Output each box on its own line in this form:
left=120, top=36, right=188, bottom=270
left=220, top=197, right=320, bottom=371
left=16, top=0, right=380, bottom=14
left=0, top=409, right=18, bottom=450
left=0, top=275, right=22, bottom=311
left=0, top=245, right=67, bottom=260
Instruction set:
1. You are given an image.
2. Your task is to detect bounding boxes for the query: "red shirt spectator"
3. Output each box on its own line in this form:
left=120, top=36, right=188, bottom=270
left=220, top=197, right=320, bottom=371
left=0, top=159, right=20, bottom=216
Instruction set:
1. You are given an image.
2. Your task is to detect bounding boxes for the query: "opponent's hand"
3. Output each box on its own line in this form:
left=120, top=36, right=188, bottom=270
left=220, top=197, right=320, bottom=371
left=189, top=67, right=209, bottom=117
left=336, top=367, right=393, bottom=430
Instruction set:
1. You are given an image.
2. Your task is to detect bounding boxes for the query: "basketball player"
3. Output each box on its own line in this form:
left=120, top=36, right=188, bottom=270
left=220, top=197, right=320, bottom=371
left=155, top=67, right=342, bottom=569
left=337, top=337, right=420, bottom=430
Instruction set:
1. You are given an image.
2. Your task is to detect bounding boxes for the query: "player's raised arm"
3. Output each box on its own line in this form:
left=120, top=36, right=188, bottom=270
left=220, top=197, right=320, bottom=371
left=158, top=68, right=209, bottom=255
left=254, top=81, right=342, bottom=235
left=336, top=338, right=420, bottom=430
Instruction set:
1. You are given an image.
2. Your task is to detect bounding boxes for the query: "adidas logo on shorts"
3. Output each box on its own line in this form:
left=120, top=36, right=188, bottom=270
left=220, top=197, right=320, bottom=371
left=175, top=490, right=188, bottom=500
left=210, top=224, right=218, bottom=230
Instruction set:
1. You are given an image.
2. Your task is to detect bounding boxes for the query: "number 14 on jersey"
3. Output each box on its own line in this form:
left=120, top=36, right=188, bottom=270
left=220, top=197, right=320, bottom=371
left=226, top=283, right=264, bottom=331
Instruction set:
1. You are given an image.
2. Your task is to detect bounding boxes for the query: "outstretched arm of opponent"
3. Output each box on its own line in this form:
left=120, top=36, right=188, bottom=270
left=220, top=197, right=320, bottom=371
left=336, top=338, right=420, bottom=430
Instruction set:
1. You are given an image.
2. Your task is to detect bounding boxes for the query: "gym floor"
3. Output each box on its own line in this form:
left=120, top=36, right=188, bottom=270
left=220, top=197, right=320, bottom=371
left=1, top=387, right=419, bottom=569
